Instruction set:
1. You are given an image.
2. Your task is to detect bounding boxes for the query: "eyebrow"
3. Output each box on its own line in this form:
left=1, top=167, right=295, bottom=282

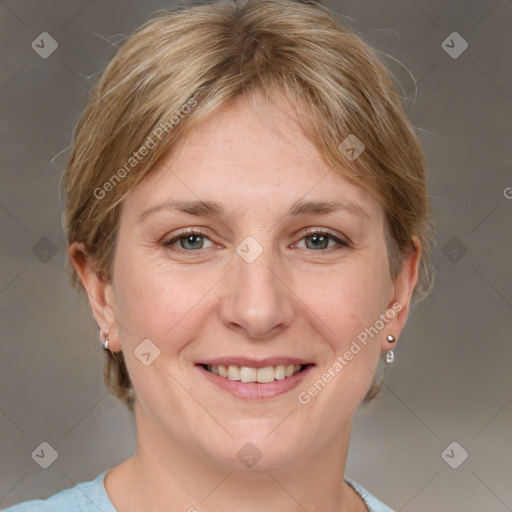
left=138, top=198, right=370, bottom=223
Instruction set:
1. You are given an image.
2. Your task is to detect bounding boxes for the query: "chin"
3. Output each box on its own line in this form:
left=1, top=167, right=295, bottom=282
left=207, top=430, right=306, bottom=472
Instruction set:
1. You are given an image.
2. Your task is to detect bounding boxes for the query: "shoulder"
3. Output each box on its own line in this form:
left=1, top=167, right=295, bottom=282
left=2, top=471, right=116, bottom=512
left=345, top=479, right=395, bottom=512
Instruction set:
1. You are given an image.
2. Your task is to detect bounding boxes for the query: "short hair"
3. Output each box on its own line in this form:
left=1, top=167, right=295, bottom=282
left=61, top=0, right=435, bottom=412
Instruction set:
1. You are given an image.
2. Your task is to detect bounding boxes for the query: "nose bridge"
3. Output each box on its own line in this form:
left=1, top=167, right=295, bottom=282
left=219, top=237, right=294, bottom=338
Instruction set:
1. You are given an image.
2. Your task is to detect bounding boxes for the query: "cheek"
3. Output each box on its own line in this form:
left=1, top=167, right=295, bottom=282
left=297, top=259, right=390, bottom=344
left=113, top=253, right=215, bottom=347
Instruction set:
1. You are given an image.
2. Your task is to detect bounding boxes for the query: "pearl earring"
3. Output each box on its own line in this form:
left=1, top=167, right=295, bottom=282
left=385, top=335, right=395, bottom=364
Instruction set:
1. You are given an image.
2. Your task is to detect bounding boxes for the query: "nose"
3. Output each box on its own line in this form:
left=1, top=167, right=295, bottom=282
left=218, top=247, right=295, bottom=340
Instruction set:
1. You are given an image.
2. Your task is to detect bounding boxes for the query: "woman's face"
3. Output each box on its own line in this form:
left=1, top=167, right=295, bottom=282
left=80, top=94, right=418, bottom=470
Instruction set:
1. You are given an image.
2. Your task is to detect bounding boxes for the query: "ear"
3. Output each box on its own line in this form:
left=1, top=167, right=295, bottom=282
left=69, top=242, right=121, bottom=351
left=382, top=236, right=421, bottom=351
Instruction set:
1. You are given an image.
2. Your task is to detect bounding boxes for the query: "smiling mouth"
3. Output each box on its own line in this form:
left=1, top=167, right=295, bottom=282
left=200, top=363, right=311, bottom=383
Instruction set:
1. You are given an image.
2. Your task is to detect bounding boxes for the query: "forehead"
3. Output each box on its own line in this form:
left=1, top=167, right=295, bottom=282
left=123, top=94, right=383, bottom=223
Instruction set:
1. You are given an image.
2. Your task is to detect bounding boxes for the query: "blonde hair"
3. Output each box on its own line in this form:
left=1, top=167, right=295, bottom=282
left=61, top=0, right=435, bottom=411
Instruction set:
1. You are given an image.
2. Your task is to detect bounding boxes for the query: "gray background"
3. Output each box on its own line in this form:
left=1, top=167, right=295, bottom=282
left=1, top=0, right=511, bottom=510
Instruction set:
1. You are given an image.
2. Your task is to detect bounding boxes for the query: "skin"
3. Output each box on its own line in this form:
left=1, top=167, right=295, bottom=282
left=70, top=93, right=420, bottom=512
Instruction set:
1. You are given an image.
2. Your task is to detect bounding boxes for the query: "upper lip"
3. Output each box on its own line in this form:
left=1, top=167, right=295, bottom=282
left=197, top=357, right=313, bottom=368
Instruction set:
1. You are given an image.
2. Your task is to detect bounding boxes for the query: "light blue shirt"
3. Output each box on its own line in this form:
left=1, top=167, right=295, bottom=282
left=2, top=471, right=394, bottom=511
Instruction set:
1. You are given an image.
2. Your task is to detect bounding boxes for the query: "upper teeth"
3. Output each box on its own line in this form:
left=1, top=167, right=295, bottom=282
left=206, top=364, right=302, bottom=383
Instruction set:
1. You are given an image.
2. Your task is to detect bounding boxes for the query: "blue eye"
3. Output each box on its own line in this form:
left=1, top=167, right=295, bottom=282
left=163, top=229, right=213, bottom=251
left=298, top=230, right=350, bottom=251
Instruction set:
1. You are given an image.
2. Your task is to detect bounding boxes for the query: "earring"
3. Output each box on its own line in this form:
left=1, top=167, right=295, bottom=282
left=385, top=335, right=395, bottom=364
left=103, top=332, right=110, bottom=350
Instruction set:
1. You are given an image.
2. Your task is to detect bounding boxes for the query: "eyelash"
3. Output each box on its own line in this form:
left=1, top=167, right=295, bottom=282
left=162, top=228, right=350, bottom=253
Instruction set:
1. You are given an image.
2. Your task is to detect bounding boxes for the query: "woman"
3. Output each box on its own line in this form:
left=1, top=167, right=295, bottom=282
left=4, top=0, right=434, bottom=510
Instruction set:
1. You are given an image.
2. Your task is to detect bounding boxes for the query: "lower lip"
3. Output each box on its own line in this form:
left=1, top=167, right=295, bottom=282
left=196, top=364, right=314, bottom=400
